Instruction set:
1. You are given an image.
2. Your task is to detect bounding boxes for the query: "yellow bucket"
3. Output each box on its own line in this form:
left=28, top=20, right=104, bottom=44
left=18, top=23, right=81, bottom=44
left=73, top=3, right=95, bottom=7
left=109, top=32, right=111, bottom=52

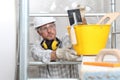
left=68, top=24, right=111, bottom=55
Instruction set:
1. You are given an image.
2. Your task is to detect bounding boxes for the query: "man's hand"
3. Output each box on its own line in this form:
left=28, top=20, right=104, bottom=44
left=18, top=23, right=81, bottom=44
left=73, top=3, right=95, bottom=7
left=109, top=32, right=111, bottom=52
left=56, top=48, right=79, bottom=61
left=51, top=51, right=57, bottom=61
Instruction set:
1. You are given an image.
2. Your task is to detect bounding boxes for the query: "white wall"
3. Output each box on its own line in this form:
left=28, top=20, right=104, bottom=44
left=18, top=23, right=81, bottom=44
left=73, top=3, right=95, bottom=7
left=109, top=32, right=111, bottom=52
left=0, top=0, right=16, bottom=80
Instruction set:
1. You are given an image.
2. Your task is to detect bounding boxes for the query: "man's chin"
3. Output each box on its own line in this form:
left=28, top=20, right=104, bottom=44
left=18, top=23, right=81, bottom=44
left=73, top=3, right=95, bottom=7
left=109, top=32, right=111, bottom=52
left=49, top=37, right=56, bottom=40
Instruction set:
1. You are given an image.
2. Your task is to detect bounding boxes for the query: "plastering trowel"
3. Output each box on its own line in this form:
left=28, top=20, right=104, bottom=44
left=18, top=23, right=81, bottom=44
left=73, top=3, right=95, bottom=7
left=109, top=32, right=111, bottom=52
left=67, top=9, right=82, bottom=44
left=67, top=9, right=82, bottom=25
left=97, top=12, right=120, bottom=24
left=83, top=49, right=120, bottom=67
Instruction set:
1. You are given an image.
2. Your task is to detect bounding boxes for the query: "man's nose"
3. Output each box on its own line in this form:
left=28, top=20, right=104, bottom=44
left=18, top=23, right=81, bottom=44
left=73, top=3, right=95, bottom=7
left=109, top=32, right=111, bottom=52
left=47, top=27, right=52, bottom=32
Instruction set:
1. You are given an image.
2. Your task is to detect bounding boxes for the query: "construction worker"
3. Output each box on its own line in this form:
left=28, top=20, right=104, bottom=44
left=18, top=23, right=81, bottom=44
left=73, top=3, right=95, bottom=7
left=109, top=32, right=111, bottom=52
left=31, top=17, right=79, bottom=78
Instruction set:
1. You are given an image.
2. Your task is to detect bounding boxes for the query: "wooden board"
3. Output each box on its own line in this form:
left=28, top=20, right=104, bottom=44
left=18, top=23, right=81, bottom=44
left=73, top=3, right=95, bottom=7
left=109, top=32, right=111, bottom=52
left=83, top=62, right=120, bottom=67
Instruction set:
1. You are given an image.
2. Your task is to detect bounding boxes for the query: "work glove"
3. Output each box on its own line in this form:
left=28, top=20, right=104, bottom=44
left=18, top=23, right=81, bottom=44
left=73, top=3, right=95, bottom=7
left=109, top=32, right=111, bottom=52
left=56, top=48, right=79, bottom=61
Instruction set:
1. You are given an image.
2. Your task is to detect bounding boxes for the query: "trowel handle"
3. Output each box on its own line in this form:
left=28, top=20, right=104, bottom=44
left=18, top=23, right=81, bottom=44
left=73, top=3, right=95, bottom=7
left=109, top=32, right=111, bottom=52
left=70, top=27, right=77, bottom=45
left=97, top=12, right=120, bottom=24
left=95, top=49, right=120, bottom=62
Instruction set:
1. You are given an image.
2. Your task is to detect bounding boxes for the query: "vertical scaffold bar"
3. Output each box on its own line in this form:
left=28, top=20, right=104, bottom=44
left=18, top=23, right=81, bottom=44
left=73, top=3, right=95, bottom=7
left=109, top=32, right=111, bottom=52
left=19, top=0, right=29, bottom=80
left=111, top=0, right=116, bottom=48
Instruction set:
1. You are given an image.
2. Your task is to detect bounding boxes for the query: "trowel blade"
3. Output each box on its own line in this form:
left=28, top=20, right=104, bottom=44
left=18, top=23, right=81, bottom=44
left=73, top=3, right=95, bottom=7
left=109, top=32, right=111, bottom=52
left=67, top=9, right=82, bottom=26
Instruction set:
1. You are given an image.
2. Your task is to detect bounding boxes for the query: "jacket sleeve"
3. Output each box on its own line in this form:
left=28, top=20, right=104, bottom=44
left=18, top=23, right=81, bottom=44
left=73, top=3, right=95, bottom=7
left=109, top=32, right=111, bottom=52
left=30, top=43, right=52, bottom=63
left=60, top=33, right=72, bottom=49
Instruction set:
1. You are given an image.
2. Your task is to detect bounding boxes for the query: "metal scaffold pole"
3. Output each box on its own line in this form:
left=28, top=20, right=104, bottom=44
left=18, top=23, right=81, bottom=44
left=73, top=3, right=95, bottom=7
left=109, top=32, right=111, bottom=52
left=19, top=0, right=29, bottom=80
left=111, top=0, right=116, bottom=48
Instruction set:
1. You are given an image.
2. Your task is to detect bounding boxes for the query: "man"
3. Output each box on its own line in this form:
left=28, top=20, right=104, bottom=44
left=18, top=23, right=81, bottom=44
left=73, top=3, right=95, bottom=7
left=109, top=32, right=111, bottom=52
left=31, top=17, right=79, bottom=78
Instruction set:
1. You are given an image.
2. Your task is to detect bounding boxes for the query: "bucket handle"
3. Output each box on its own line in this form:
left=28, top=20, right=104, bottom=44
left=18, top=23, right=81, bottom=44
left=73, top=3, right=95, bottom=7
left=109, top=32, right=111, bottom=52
left=97, top=12, right=120, bottom=24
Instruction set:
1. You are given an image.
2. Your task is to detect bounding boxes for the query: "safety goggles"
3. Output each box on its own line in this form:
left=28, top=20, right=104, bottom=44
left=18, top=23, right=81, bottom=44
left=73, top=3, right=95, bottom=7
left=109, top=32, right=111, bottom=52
left=40, top=23, right=56, bottom=32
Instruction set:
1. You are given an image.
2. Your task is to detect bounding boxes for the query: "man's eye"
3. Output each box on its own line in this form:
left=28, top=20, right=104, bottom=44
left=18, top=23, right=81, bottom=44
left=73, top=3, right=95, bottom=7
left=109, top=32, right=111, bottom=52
left=43, top=27, right=47, bottom=30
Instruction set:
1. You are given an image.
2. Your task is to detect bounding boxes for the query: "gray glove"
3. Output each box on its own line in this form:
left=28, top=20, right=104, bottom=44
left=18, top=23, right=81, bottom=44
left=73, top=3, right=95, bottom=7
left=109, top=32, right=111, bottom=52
left=56, top=48, right=79, bottom=61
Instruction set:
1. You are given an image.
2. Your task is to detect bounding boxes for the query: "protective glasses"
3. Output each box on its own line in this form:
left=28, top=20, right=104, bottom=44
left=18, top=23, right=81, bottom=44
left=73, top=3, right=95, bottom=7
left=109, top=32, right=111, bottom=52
left=40, top=23, right=55, bottom=32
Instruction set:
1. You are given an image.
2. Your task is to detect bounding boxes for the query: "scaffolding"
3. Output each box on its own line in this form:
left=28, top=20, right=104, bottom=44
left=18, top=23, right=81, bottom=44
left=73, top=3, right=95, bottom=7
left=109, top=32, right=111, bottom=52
left=18, top=0, right=119, bottom=80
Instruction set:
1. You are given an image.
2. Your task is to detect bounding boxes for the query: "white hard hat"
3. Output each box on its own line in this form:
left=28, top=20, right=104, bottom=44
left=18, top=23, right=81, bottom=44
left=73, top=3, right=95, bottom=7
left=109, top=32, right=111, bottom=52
left=34, top=17, right=56, bottom=29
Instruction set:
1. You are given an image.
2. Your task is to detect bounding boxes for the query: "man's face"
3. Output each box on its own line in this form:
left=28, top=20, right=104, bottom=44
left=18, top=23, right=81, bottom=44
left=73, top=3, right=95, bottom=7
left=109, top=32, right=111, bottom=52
left=37, top=22, right=56, bottom=40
